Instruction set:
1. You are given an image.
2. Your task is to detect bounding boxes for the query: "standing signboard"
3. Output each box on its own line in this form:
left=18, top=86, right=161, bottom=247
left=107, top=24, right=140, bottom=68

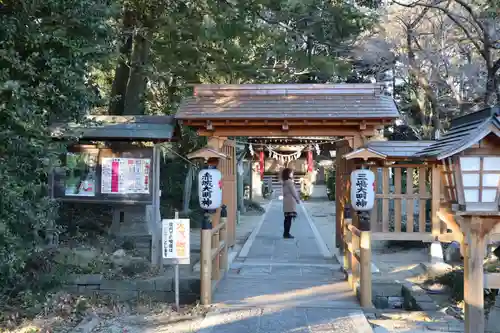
left=162, top=214, right=190, bottom=311
left=162, top=217, right=190, bottom=265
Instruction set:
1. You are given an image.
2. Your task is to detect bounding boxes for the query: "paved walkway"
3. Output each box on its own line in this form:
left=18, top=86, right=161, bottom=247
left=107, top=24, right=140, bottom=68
left=195, top=200, right=372, bottom=333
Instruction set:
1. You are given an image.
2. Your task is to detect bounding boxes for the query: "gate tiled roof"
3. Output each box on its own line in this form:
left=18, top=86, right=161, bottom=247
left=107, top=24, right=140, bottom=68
left=176, top=84, right=399, bottom=120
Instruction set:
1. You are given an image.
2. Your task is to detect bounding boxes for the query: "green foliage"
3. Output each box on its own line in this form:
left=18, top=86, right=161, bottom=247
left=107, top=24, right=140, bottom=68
left=326, top=168, right=336, bottom=201
left=0, top=0, right=115, bottom=307
left=0, top=0, right=377, bottom=321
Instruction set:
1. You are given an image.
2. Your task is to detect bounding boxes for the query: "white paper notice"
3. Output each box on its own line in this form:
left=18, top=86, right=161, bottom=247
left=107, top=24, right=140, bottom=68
left=101, top=158, right=151, bottom=194
left=162, top=218, right=190, bottom=263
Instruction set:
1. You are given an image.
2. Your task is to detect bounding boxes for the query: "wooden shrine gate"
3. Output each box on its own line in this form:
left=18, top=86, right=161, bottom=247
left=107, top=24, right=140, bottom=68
left=175, top=83, right=399, bottom=305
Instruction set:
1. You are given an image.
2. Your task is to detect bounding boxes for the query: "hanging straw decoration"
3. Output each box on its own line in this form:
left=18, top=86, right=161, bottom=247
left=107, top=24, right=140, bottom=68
left=265, top=145, right=304, bottom=164
left=248, top=143, right=254, bottom=156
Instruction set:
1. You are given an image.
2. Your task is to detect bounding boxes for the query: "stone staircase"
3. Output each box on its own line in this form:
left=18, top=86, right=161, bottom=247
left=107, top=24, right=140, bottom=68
left=263, top=174, right=301, bottom=196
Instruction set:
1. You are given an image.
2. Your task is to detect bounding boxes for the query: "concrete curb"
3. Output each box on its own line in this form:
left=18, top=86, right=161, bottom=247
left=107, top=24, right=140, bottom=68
left=239, top=201, right=273, bottom=258
left=193, top=202, right=271, bottom=272
left=300, top=202, right=333, bottom=259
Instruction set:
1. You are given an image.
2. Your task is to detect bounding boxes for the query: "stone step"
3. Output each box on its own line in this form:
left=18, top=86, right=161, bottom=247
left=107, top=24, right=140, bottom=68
left=365, top=309, right=464, bottom=333
left=369, top=319, right=463, bottom=332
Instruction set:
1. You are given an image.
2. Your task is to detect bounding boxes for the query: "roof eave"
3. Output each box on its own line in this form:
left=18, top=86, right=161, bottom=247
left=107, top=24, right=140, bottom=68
left=344, top=147, right=387, bottom=161
left=436, top=122, right=500, bottom=160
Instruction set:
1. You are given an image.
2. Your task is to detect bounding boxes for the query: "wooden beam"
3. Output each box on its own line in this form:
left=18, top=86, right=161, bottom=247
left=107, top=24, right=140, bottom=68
left=198, top=127, right=377, bottom=137
left=188, top=119, right=382, bottom=129
left=437, top=207, right=463, bottom=239
left=431, top=165, right=441, bottom=238
left=372, top=232, right=459, bottom=243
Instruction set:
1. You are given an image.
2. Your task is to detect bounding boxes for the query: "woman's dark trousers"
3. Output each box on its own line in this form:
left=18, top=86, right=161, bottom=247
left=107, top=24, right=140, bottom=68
left=283, top=215, right=293, bottom=237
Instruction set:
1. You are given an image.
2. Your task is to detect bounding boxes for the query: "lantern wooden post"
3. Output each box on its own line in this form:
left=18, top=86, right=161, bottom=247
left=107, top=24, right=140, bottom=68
left=347, top=163, right=376, bottom=308
left=460, top=213, right=500, bottom=333
left=200, top=213, right=212, bottom=305
left=187, top=145, right=228, bottom=306
left=358, top=211, right=372, bottom=308
left=219, top=205, right=229, bottom=272
left=462, top=215, right=485, bottom=333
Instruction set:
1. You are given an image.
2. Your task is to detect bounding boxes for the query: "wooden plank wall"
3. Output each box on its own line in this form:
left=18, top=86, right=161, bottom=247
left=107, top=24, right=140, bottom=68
left=211, top=139, right=236, bottom=248
left=335, top=141, right=353, bottom=248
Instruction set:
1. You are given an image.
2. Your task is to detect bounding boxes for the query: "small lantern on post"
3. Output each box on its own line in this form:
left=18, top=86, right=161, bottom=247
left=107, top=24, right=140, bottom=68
left=344, top=146, right=386, bottom=308
left=187, top=138, right=229, bottom=306
left=350, top=167, right=375, bottom=307
left=415, top=106, right=500, bottom=333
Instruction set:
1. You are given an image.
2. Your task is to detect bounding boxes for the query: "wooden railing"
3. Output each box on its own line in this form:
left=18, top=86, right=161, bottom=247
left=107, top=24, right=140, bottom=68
left=342, top=218, right=372, bottom=307
left=200, top=206, right=229, bottom=305
left=369, top=164, right=449, bottom=243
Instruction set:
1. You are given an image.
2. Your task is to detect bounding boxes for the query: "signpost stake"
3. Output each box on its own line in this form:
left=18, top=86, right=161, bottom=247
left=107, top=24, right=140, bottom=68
left=174, top=210, right=180, bottom=311
left=162, top=212, right=190, bottom=311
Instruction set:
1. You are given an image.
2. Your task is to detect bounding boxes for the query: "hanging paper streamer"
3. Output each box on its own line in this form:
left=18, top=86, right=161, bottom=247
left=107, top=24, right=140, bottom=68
left=265, top=145, right=304, bottom=165
left=259, top=151, right=264, bottom=180
left=307, top=150, right=313, bottom=172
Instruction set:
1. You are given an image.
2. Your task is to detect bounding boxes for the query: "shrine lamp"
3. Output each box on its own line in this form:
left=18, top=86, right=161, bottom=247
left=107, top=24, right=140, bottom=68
left=186, top=142, right=229, bottom=212
left=443, top=156, right=500, bottom=212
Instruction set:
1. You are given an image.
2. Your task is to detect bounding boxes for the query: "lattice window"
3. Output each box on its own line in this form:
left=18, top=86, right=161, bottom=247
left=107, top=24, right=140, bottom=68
left=460, top=156, right=500, bottom=203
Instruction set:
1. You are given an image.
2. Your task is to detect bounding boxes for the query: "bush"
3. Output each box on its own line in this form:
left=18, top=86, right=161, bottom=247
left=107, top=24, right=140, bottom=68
left=0, top=0, right=115, bottom=310
left=326, top=168, right=336, bottom=200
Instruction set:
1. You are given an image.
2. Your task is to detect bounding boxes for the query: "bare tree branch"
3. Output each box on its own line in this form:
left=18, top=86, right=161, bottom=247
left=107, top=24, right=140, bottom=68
left=392, top=0, right=485, bottom=57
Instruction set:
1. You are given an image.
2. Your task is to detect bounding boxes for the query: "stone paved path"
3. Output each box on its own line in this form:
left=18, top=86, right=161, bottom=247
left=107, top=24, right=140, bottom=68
left=195, top=200, right=373, bottom=333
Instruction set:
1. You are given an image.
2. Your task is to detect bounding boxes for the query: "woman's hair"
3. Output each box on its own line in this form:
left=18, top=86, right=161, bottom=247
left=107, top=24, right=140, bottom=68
left=281, top=168, right=293, bottom=181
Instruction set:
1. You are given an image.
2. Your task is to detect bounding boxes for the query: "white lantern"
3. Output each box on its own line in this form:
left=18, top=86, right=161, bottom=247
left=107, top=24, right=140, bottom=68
left=445, top=155, right=500, bottom=212
left=198, top=167, right=222, bottom=210
left=351, top=169, right=375, bottom=211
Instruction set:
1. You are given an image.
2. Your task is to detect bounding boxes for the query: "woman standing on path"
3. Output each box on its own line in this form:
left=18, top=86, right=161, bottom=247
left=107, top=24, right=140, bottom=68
left=281, top=167, right=300, bottom=239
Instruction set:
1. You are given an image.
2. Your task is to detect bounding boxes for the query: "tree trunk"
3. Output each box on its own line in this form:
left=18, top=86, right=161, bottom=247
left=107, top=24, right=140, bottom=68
left=485, top=68, right=499, bottom=105
left=406, top=29, right=426, bottom=127
left=123, top=31, right=151, bottom=115
left=108, top=10, right=135, bottom=115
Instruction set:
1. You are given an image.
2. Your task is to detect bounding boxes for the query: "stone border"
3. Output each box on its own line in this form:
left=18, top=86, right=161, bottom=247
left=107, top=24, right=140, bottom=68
left=299, top=202, right=332, bottom=259
left=239, top=201, right=273, bottom=258
left=397, top=279, right=439, bottom=311
left=65, top=274, right=200, bottom=303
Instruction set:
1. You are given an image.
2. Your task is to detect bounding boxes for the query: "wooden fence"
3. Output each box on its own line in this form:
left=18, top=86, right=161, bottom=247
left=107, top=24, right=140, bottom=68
left=369, top=163, right=445, bottom=241
left=342, top=218, right=372, bottom=307
left=215, top=139, right=237, bottom=247
left=200, top=208, right=229, bottom=305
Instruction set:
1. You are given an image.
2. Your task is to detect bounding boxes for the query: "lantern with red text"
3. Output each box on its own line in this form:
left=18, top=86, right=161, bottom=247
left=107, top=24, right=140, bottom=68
left=198, top=167, right=222, bottom=210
